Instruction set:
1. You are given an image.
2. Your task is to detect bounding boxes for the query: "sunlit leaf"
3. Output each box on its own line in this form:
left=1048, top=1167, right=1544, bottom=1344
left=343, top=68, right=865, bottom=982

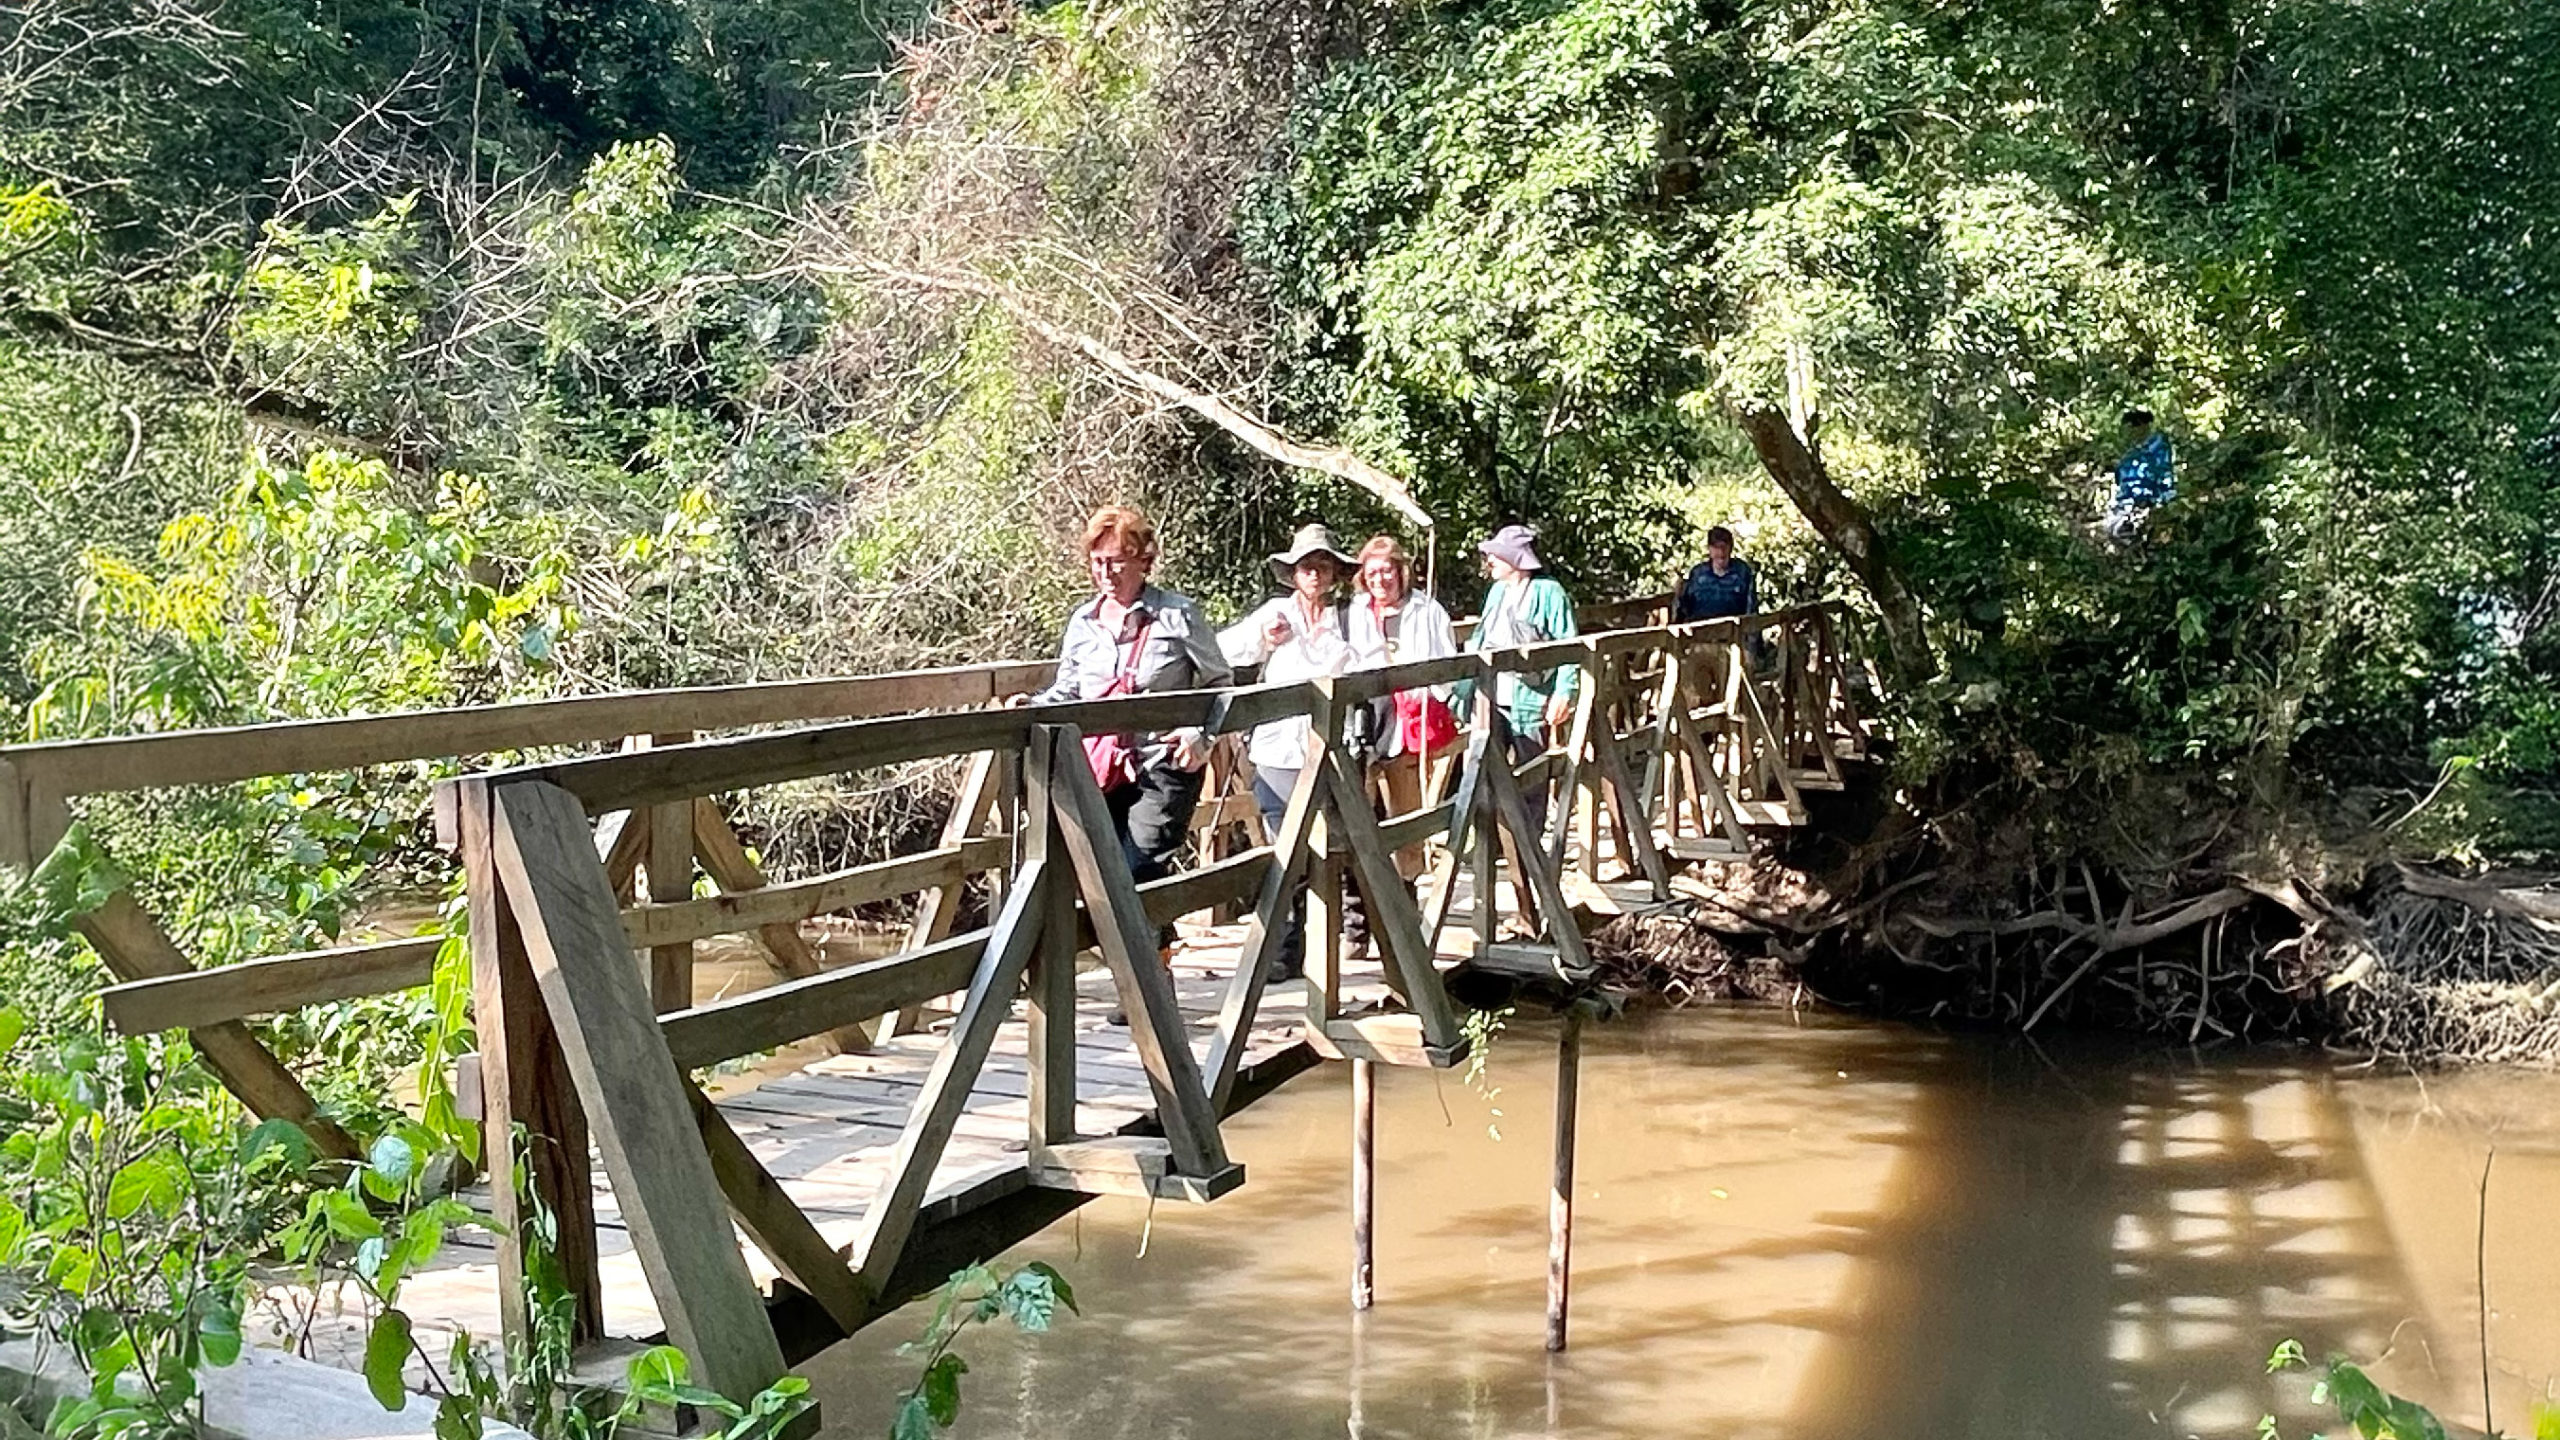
left=364, top=1308, right=414, bottom=1411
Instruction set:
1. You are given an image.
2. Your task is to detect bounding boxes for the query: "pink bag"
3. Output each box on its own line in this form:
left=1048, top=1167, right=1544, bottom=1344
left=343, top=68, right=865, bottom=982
left=1082, top=618, right=1153, bottom=791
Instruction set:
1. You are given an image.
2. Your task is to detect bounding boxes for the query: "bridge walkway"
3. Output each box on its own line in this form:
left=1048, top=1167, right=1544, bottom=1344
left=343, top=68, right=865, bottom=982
left=0, top=599, right=1874, bottom=1425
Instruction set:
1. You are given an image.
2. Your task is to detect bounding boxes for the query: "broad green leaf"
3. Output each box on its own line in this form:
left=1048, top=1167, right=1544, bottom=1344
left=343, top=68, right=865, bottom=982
left=921, top=1353, right=967, bottom=1426
left=105, top=1152, right=184, bottom=1220
left=325, top=1189, right=384, bottom=1241
left=434, top=1394, right=482, bottom=1440
left=0, top=1197, right=25, bottom=1263
left=625, top=1343, right=689, bottom=1400
left=364, top=1307, right=414, bottom=1411
left=890, top=1392, right=939, bottom=1440
left=46, top=1243, right=96, bottom=1295
left=369, top=1134, right=417, bottom=1189
left=199, top=1296, right=244, bottom=1366
left=399, top=1208, right=450, bottom=1273
left=87, top=1332, right=136, bottom=1383
left=239, top=1118, right=316, bottom=1173
left=996, top=1268, right=1057, bottom=1332
left=0, top=1006, right=24, bottom=1055
left=1022, top=1260, right=1078, bottom=1316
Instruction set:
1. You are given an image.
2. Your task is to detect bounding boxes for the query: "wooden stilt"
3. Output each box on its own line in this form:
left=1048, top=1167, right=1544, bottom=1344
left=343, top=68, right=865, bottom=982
left=1547, top=1007, right=1582, bottom=1354
left=1351, top=1056, right=1375, bottom=1311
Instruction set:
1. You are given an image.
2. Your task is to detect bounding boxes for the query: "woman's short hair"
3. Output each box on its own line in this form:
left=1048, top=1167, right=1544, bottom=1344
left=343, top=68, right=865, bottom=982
left=1356, top=534, right=1412, bottom=587
left=1082, top=505, right=1157, bottom=557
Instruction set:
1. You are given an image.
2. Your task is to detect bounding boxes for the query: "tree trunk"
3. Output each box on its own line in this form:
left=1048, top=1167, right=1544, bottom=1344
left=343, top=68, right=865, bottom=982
left=1734, top=401, right=1937, bottom=682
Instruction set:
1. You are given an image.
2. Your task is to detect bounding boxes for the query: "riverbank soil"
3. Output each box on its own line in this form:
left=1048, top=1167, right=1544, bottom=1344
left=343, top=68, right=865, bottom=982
left=1593, top=757, right=2560, bottom=1067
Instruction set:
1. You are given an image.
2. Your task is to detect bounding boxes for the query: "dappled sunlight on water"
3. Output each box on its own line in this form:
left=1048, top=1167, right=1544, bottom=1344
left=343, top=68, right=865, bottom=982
left=802, top=1009, right=2559, bottom=1439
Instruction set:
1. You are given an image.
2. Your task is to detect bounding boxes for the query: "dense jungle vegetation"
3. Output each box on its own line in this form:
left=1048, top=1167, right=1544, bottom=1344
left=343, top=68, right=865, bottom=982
left=0, top=0, right=2555, bottom=1430
left=0, top=0, right=2558, bottom=1421
left=2, top=0, right=2557, bottom=1033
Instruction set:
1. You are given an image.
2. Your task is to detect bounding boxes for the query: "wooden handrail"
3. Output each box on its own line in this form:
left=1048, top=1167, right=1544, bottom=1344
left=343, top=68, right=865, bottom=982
left=0, top=593, right=1728, bottom=805
left=0, top=659, right=1061, bottom=799
left=427, top=604, right=1847, bottom=825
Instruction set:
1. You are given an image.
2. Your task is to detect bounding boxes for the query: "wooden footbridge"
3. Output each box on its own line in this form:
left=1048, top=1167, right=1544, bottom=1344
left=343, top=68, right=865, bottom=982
left=0, top=598, right=1874, bottom=1423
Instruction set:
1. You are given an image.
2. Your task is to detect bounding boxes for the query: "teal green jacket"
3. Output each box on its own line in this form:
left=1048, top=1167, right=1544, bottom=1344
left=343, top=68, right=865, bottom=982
left=1463, top=576, right=1579, bottom=732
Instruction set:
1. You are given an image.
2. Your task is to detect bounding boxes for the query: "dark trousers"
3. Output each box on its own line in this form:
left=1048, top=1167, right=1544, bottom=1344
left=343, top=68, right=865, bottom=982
left=1254, top=764, right=1389, bottom=974
left=1107, top=758, right=1203, bottom=950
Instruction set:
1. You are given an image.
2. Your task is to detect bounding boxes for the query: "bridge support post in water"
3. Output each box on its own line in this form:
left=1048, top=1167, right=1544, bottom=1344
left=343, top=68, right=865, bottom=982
left=1352, top=1056, right=1375, bottom=1310
left=1547, top=1007, right=1583, bottom=1353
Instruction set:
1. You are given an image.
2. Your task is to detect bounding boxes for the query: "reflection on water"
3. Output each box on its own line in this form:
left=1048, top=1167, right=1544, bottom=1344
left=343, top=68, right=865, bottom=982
left=803, top=1009, right=2559, bottom=1439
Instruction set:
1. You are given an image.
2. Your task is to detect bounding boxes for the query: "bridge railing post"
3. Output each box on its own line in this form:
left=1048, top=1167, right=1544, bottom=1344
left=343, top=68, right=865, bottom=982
left=450, top=775, right=607, bottom=1353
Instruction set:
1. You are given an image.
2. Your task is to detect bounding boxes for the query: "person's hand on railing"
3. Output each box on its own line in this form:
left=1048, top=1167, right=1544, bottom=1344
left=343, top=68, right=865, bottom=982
left=1170, top=728, right=1211, bottom=771
left=1544, top=690, right=1575, bottom=732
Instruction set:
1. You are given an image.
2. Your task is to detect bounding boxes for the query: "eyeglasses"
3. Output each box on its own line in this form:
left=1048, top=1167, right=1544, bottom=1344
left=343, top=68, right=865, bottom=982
left=1088, top=552, right=1148, bottom=574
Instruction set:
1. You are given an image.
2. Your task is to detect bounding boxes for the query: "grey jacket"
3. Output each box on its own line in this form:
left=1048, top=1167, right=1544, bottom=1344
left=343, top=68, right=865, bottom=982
left=1031, top=585, right=1234, bottom=761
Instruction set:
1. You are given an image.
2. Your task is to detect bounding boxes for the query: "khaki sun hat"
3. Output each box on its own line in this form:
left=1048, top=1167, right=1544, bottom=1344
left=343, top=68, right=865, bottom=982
left=1269, top=523, right=1356, bottom=585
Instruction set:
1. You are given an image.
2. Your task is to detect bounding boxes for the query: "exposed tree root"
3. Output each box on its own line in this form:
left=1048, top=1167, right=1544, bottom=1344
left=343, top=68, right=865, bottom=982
left=1589, top=773, right=2560, bottom=1067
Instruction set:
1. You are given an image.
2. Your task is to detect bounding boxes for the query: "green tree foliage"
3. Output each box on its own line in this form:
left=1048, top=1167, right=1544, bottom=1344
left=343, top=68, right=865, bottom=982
left=1246, top=0, right=2560, bottom=837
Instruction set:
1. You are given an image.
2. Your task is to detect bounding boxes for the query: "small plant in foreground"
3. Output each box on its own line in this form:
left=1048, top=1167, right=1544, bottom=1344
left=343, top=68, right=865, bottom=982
left=891, top=1262, right=1076, bottom=1439
left=2262, top=1339, right=2560, bottom=1440
left=0, top=1020, right=303, bottom=1440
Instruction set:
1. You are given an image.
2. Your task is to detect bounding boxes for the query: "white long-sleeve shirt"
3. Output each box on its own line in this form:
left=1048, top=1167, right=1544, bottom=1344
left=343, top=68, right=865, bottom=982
left=1219, top=595, right=1355, bottom=773
left=1346, top=589, right=1459, bottom=757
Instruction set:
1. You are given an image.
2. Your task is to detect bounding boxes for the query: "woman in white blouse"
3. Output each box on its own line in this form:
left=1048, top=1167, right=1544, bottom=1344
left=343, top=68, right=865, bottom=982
left=1347, top=534, right=1460, bottom=861
left=1220, top=523, right=1359, bottom=978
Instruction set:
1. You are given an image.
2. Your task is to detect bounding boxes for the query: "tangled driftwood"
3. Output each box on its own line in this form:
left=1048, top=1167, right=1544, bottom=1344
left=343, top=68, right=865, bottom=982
left=1597, top=848, right=2560, bottom=1067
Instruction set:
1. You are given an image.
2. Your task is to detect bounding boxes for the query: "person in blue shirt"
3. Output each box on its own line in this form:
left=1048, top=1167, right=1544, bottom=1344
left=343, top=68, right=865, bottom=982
left=1676, top=526, right=1757, bottom=622
left=2102, top=408, right=2175, bottom=541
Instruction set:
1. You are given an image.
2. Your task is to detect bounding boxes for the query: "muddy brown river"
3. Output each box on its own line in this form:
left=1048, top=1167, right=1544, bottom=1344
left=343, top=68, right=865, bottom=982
left=800, top=1007, right=2557, bottom=1438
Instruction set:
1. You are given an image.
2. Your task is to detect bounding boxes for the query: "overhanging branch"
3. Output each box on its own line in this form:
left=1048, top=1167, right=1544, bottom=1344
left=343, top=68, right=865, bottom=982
left=837, top=256, right=1433, bottom=530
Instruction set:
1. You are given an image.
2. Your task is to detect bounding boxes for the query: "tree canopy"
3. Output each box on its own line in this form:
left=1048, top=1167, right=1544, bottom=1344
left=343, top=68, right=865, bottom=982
left=2, top=0, right=2553, bottom=863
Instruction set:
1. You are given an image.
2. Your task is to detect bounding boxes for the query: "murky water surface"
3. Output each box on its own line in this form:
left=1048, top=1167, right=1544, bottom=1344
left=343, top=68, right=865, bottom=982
left=804, top=1008, right=2558, bottom=1439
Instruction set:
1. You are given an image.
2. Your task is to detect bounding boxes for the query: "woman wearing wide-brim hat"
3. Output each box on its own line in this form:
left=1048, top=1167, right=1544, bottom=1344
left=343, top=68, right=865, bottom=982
left=1219, top=522, right=1360, bottom=980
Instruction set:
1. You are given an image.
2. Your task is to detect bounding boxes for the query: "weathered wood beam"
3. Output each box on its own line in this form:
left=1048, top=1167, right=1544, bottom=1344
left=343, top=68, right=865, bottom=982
left=73, top=891, right=359, bottom=1160
left=490, top=780, right=788, bottom=1406
left=660, top=936, right=985, bottom=1071
left=100, top=936, right=442, bottom=1035
left=8, top=660, right=1057, bottom=800
left=1042, top=727, right=1231, bottom=1179
left=848, top=858, right=1054, bottom=1290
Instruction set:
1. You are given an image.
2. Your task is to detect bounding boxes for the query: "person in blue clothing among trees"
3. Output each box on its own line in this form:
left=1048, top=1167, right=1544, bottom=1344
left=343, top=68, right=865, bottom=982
left=1676, top=526, right=1756, bottom=622
left=2102, top=407, right=2176, bottom=541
